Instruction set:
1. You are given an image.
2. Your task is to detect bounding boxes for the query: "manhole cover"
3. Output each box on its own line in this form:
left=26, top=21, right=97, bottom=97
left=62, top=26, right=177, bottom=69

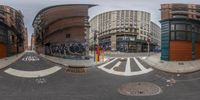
left=66, top=67, right=86, bottom=73
left=118, top=82, right=162, bottom=96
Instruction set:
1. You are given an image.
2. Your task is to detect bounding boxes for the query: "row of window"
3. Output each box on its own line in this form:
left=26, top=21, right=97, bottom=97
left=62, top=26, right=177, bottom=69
left=170, top=31, right=200, bottom=41
left=171, top=23, right=200, bottom=32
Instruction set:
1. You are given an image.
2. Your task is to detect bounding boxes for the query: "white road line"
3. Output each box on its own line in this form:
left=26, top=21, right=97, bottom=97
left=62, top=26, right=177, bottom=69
left=98, top=58, right=118, bottom=68
left=4, top=66, right=62, bottom=78
left=125, top=58, right=131, bottom=73
left=133, top=57, right=146, bottom=71
left=111, top=61, right=122, bottom=71
left=98, top=57, right=153, bottom=76
left=99, top=67, right=153, bottom=76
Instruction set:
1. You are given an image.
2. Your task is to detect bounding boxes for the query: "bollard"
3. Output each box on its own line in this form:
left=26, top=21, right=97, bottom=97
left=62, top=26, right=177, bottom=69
left=102, top=50, right=104, bottom=62
left=96, top=54, right=98, bottom=63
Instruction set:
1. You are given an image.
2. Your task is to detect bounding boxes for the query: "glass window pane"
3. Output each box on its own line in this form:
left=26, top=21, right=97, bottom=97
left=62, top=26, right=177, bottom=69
left=171, top=24, right=175, bottom=30
left=196, top=33, right=200, bottom=42
left=187, top=25, right=191, bottom=31
left=171, top=32, right=175, bottom=40
left=187, top=33, right=191, bottom=41
left=176, top=24, right=186, bottom=30
left=176, top=31, right=186, bottom=40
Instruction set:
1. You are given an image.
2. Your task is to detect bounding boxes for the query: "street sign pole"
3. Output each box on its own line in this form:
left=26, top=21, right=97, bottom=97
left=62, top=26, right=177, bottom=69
left=147, top=34, right=151, bottom=56
left=93, top=30, right=97, bottom=62
left=147, top=42, right=150, bottom=56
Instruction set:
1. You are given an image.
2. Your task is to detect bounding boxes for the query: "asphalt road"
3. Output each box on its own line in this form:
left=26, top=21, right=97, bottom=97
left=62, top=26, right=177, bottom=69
left=0, top=52, right=200, bottom=100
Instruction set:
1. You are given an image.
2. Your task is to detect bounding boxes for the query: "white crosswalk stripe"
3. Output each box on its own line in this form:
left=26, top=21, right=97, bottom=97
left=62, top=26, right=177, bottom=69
left=97, top=57, right=153, bottom=76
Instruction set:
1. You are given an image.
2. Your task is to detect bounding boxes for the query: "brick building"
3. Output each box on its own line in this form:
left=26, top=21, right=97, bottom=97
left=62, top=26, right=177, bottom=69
left=160, top=3, right=200, bottom=61
left=31, top=33, right=36, bottom=50
left=32, top=4, right=95, bottom=58
left=0, top=5, right=26, bottom=58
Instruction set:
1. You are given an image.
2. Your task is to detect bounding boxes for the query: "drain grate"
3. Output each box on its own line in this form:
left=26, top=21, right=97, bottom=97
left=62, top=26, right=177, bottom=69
left=118, top=82, right=162, bottom=96
left=66, top=66, right=86, bottom=73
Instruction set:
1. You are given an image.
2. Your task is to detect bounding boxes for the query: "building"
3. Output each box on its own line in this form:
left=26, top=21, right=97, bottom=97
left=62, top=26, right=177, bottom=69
left=160, top=3, right=200, bottom=61
left=150, top=21, right=161, bottom=50
left=32, top=4, right=96, bottom=58
left=31, top=33, right=36, bottom=50
left=0, top=5, right=26, bottom=58
left=24, top=27, right=28, bottom=50
left=89, top=10, right=161, bottom=52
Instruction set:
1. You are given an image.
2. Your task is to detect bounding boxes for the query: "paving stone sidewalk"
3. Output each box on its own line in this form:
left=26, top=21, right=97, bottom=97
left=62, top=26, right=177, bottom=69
left=0, top=52, right=26, bottom=69
left=143, top=53, right=200, bottom=73
left=40, top=54, right=110, bottom=67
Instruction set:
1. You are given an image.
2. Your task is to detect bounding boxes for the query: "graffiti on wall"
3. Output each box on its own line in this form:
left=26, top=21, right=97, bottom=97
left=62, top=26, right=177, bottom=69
left=45, top=41, right=86, bottom=57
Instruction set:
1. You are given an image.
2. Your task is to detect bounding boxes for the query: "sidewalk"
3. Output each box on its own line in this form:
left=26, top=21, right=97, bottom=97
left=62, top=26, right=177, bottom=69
left=143, top=53, right=200, bottom=73
left=89, top=51, right=157, bottom=57
left=0, top=52, right=25, bottom=69
left=40, top=54, right=110, bottom=68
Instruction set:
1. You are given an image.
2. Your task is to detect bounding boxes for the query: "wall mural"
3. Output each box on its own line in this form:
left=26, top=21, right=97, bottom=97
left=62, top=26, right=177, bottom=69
left=45, top=41, right=86, bottom=58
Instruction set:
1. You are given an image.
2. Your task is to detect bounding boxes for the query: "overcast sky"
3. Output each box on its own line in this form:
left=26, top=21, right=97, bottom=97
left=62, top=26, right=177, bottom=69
left=1, top=0, right=200, bottom=45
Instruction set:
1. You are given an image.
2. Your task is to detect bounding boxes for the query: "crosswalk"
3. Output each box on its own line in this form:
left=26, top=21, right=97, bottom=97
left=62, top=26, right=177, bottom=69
left=22, top=56, right=40, bottom=61
left=98, top=57, right=153, bottom=76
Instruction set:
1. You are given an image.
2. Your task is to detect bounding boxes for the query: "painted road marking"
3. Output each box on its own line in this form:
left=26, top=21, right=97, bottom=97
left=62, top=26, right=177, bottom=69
left=98, top=57, right=153, bottom=76
left=125, top=58, right=131, bottom=73
left=98, top=58, right=118, bottom=68
left=133, top=57, right=146, bottom=71
left=4, top=66, right=62, bottom=78
left=22, top=56, right=40, bottom=61
left=111, top=61, right=122, bottom=71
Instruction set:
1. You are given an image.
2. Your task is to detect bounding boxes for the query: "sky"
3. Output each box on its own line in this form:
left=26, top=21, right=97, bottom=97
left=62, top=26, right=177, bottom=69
left=1, top=0, right=200, bottom=46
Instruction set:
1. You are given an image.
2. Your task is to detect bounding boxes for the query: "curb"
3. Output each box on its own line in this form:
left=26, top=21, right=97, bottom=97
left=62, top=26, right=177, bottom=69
left=40, top=54, right=111, bottom=68
left=143, top=58, right=200, bottom=74
left=0, top=52, right=26, bottom=70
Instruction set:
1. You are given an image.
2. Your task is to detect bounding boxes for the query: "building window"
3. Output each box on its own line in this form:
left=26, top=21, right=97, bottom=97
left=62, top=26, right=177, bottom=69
left=171, top=32, right=175, bottom=40
left=187, top=33, right=192, bottom=41
left=66, top=34, right=70, bottom=38
left=196, top=33, right=200, bottom=42
left=176, top=24, right=186, bottom=30
left=186, top=25, right=191, bottom=31
left=176, top=31, right=186, bottom=40
left=171, top=24, right=175, bottom=30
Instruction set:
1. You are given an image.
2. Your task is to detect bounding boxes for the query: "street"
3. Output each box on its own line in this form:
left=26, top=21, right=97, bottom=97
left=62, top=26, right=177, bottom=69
left=0, top=52, right=199, bottom=100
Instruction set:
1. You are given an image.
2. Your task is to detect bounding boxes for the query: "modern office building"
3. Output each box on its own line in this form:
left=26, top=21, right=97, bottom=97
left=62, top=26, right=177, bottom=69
left=160, top=3, right=200, bottom=61
left=89, top=10, right=161, bottom=52
left=33, top=4, right=95, bottom=58
left=0, top=5, right=26, bottom=58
